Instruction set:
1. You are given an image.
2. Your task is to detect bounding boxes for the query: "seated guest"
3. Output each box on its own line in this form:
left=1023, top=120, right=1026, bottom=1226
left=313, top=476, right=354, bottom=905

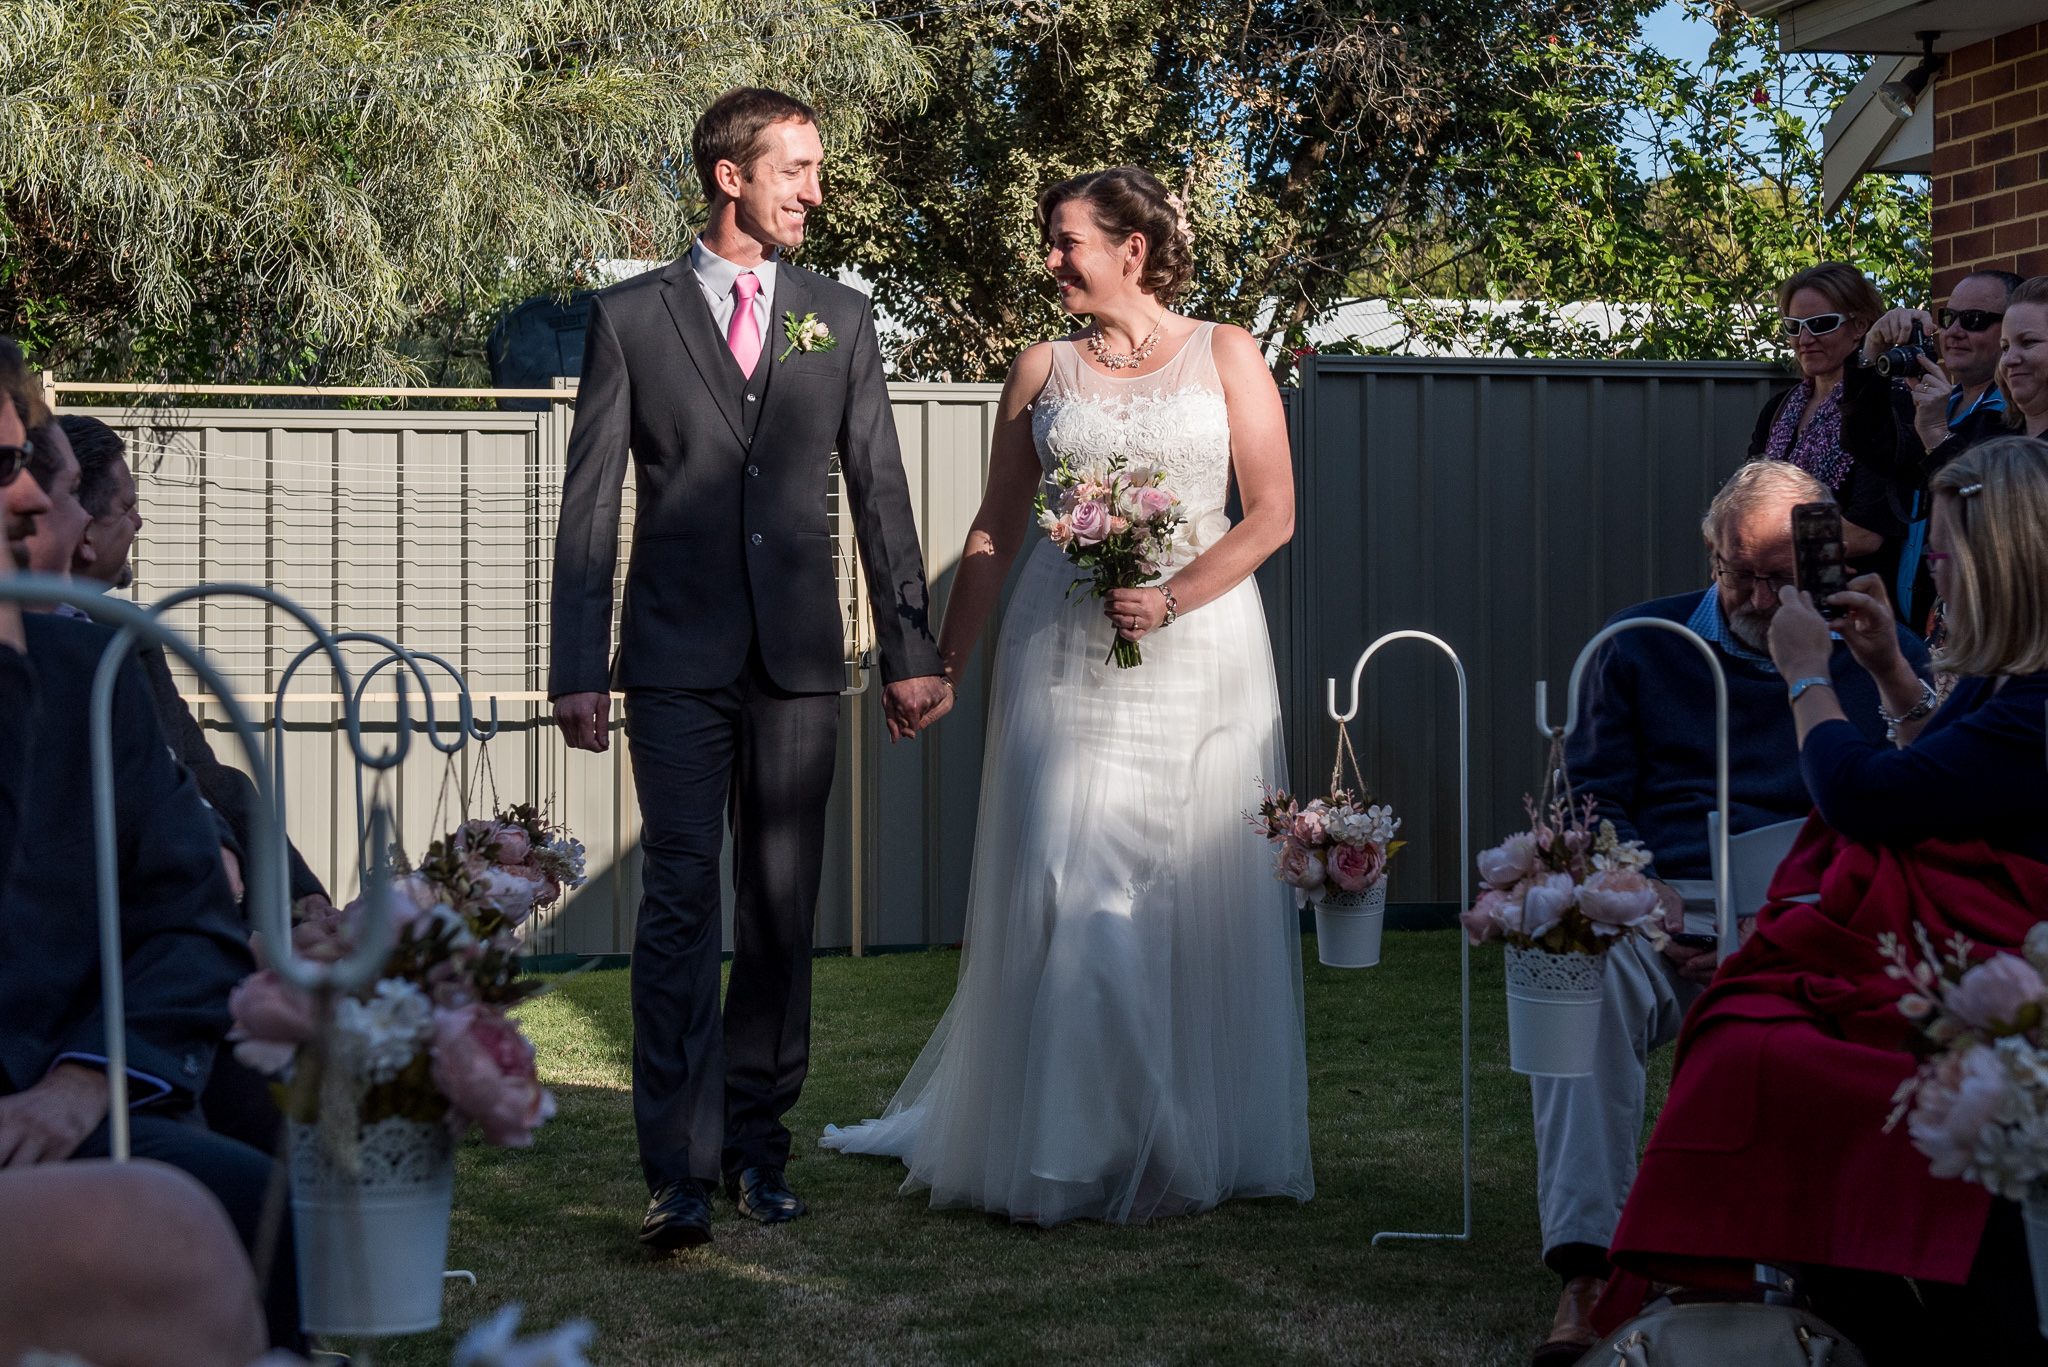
left=59, top=416, right=328, bottom=1154
left=1530, top=459, right=1929, bottom=1365
left=1602, top=436, right=2048, bottom=1364
left=21, top=417, right=89, bottom=593
left=0, top=340, right=51, bottom=889
left=1, top=569, right=302, bottom=1349
left=60, top=414, right=142, bottom=590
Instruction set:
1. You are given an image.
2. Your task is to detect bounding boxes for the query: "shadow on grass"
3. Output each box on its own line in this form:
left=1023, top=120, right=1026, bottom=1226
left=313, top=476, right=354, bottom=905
left=360, top=934, right=1623, bottom=1367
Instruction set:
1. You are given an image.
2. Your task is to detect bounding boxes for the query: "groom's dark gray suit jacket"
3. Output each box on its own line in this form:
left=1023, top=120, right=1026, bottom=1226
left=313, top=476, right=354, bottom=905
left=548, top=253, right=942, bottom=697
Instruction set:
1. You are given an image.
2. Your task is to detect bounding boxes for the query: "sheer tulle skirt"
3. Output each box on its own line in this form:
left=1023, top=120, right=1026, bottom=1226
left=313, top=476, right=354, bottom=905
left=820, top=539, right=1313, bottom=1225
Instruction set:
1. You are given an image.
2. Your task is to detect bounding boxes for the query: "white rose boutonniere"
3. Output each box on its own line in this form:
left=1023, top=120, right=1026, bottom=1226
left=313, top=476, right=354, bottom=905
left=778, top=310, right=839, bottom=362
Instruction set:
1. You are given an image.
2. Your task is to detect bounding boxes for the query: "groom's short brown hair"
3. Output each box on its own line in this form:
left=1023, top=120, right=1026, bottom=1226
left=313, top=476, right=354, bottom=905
left=691, top=88, right=818, bottom=202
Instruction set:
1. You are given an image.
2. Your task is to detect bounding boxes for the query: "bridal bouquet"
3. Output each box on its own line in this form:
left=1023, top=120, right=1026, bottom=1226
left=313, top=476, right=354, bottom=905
left=1247, top=782, right=1403, bottom=908
left=1036, top=452, right=1185, bottom=668
left=229, top=804, right=588, bottom=1146
left=1459, top=795, right=1660, bottom=955
left=1883, top=924, right=2048, bottom=1199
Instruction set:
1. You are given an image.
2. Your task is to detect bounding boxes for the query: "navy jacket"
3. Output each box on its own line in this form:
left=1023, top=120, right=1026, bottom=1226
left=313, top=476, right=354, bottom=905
left=1803, top=670, right=2048, bottom=865
left=0, top=615, right=251, bottom=1104
left=1564, top=591, right=1930, bottom=881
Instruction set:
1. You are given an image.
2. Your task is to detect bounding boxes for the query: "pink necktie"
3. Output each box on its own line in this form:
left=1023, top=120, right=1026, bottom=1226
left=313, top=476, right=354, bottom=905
left=728, top=272, right=762, bottom=377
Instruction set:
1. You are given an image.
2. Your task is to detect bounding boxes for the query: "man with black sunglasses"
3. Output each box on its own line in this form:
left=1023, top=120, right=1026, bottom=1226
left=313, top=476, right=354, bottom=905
left=1859, top=270, right=2022, bottom=634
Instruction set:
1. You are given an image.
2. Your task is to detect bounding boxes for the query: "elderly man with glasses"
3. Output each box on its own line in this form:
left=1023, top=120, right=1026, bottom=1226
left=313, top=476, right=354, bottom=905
left=1525, top=459, right=1932, bottom=1367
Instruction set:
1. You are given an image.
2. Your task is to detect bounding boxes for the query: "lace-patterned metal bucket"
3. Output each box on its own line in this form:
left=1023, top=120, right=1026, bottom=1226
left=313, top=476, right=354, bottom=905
left=1314, top=885, right=1387, bottom=968
left=1503, top=946, right=1607, bottom=1077
left=290, top=1116, right=456, bottom=1335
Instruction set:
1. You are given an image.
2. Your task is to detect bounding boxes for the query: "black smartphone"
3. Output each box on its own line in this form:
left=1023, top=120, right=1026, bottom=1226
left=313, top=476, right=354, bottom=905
left=1791, top=502, right=1848, bottom=620
left=1669, top=932, right=1718, bottom=950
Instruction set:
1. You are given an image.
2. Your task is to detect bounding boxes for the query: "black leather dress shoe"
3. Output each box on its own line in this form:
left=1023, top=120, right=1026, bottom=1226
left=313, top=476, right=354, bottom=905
left=726, top=1165, right=807, bottom=1224
left=639, top=1178, right=714, bottom=1251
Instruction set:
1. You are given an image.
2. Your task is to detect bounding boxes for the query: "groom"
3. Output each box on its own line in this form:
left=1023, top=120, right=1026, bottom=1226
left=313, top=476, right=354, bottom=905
left=549, top=86, right=951, bottom=1250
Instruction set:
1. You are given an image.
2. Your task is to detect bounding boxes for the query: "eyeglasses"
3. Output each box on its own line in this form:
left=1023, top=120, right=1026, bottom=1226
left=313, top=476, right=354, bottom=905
left=1780, top=313, right=1847, bottom=338
left=1713, top=560, right=1796, bottom=595
left=1938, top=308, right=2005, bottom=332
left=0, top=439, right=32, bottom=484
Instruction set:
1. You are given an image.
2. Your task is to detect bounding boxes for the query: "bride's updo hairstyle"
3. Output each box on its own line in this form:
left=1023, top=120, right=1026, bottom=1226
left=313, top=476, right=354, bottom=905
left=1036, top=167, right=1196, bottom=304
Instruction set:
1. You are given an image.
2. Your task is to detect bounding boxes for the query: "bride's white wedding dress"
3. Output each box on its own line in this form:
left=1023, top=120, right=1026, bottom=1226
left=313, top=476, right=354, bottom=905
left=820, top=322, right=1312, bottom=1224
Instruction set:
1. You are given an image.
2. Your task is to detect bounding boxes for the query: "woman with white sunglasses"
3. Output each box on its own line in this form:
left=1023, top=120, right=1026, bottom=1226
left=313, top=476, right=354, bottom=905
left=1748, top=260, right=1915, bottom=605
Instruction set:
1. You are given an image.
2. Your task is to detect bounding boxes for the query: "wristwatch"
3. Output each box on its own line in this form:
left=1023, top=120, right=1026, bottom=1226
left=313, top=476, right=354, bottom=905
left=1787, top=676, right=1834, bottom=703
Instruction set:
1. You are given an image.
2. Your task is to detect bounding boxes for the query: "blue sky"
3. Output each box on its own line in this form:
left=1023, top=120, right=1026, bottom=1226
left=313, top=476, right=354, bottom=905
left=1639, top=0, right=1719, bottom=70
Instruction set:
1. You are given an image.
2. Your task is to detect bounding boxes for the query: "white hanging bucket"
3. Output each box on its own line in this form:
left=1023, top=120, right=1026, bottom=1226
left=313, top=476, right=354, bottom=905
left=2024, top=1179, right=2048, bottom=1338
left=291, top=1117, right=456, bottom=1336
left=1503, top=946, right=1607, bottom=1077
left=1315, top=884, right=1387, bottom=968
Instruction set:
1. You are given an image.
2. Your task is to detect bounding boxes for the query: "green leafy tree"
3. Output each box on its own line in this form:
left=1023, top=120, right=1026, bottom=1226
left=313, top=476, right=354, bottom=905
left=807, top=0, right=1668, bottom=380
left=0, top=0, right=930, bottom=383
left=1381, top=1, right=1929, bottom=359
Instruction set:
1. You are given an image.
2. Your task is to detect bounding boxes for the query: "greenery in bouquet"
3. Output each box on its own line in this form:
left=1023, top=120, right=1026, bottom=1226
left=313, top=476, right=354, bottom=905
left=1460, top=795, right=1658, bottom=955
left=1035, top=452, right=1186, bottom=668
left=227, top=804, right=587, bottom=1146
left=1247, top=782, right=1403, bottom=909
left=1883, top=924, right=2048, bottom=1200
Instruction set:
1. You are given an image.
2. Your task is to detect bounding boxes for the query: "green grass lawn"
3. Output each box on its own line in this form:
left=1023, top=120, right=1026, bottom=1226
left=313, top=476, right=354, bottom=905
left=360, top=933, right=1670, bottom=1366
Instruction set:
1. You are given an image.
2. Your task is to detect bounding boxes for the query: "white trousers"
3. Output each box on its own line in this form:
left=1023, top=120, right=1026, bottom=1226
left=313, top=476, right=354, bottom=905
left=1529, top=934, right=1703, bottom=1257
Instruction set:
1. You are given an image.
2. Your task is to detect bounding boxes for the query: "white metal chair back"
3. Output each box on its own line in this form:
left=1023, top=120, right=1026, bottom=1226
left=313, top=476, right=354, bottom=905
left=1706, top=813, right=1807, bottom=922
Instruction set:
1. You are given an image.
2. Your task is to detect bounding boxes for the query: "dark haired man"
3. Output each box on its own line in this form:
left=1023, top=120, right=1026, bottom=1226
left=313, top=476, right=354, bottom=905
left=549, top=87, right=951, bottom=1249
left=59, top=415, right=141, bottom=589
left=1860, top=269, right=2023, bottom=633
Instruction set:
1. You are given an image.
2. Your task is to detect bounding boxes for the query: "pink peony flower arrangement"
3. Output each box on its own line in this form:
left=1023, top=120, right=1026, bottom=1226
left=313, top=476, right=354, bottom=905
left=1035, top=453, right=1186, bottom=668
left=227, top=804, right=586, bottom=1146
left=1248, top=782, right=1403, bottom=907
left=1460, top=794, right=1657, bottom=955
left=1884, top=924, right=2048, bottom=1199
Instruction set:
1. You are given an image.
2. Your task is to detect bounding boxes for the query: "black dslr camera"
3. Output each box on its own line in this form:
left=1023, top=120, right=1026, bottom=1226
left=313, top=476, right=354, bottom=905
left=1875, top=322, right=1937, bottom=378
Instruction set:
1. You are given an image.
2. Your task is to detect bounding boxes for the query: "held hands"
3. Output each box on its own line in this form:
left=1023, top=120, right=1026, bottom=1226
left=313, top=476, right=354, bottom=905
left=884, top=676, right=953, bottom=742
left=553, top=691, right=612, bottom=753
left=1102, top=587, right=1169, bottom=642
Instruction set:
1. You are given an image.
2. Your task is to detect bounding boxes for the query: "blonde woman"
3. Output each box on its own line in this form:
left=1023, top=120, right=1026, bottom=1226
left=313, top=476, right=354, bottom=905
left=1598, top=435, right=2048, bottom=1360
left=1998, top=275, right=2048, bottom=437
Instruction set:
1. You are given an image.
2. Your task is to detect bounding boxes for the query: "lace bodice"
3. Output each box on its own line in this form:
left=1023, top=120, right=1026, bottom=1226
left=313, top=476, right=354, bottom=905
left=1031, top=323, right=1234, bottom=561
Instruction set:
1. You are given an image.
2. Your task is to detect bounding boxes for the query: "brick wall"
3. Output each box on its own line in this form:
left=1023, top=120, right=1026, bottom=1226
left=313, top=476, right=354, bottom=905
left=1933, top=24, right=2048, bottom=298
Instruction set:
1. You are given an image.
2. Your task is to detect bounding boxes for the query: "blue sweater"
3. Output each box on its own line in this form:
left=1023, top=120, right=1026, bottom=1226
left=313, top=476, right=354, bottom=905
left=1802, top=671, right=2048, bottom=865
left=1564, top=591, right=1928, bottom=881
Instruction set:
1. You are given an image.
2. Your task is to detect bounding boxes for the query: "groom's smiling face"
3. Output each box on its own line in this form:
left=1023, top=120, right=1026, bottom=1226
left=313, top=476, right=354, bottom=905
left=722, top=117, right=825, bottom=253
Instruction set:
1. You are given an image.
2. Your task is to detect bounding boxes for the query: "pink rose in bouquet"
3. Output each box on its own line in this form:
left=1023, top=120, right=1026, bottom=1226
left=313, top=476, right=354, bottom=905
left=1946, top=954, right=2045, bottom=1034
left=1577, top=869, right=1660, bottom=935
left=291, top=897, right=356, bottom=964
left=1275, top=840, right=1326, bottom=895
left=1907, top=1044, right=2008, bottom=1180
left=1070, top=499, right=1110, bottom=546
left=1518, top=872, right=1580, bottom=940
left=1133, top=485, right=1175, bottom=519
left=1476, top=834, right=1537, bottom=891
left=228, top=969, right=317, bottom=1075
left=1290, top=803, right=1330, bottom=846
left=430, top=1004, right=557, bottom=1147
left=458, top=819, right=533, bottom=868
left=1326, top=840, right=1387, bottom=894
left=1460, top=888, right=1516, bottom=943
left=471, top=866, right=547, bottom=927
left=1046, top=517, right=1075, bottom=547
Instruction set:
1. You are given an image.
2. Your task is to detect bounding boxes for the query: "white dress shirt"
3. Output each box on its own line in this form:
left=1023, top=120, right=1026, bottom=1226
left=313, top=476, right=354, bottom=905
left=690, top=239, right=777, bottom=342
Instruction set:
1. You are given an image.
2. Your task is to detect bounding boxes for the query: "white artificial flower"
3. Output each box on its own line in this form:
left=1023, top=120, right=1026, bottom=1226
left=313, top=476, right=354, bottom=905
left=454, top=1305, right=597, bottom=1367
left=333, top=978, right=435, bottom=1084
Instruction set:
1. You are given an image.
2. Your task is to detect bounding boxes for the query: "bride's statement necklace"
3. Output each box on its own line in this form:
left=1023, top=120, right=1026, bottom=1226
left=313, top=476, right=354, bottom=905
left=1086, top=314, right=1167, bottom=370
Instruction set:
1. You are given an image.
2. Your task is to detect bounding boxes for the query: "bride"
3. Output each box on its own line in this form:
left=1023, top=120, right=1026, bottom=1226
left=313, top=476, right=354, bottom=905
left=821, top=165, right=1311, bottom=1225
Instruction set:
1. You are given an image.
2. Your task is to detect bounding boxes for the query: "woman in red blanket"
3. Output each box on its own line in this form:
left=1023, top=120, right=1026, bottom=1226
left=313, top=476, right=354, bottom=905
left=1601, top=437, right=2048, bottom=1363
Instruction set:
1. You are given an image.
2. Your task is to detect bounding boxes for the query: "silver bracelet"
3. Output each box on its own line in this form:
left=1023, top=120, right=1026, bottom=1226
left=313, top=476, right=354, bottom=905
left=1878, top=679, right=1938, bottom=742
left=1158, top=586, right=1178, bottom=627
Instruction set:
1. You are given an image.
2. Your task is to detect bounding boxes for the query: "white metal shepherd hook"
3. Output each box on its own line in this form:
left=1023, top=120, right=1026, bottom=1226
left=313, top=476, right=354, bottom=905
left=1535, top=618, right=1735, bottom=958
left=1327, top=630, right=1473, bottom=1247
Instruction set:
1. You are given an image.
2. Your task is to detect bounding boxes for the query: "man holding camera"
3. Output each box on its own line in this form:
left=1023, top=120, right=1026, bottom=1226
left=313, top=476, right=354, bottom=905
left=1859, top=269, right=2023, bottom=633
